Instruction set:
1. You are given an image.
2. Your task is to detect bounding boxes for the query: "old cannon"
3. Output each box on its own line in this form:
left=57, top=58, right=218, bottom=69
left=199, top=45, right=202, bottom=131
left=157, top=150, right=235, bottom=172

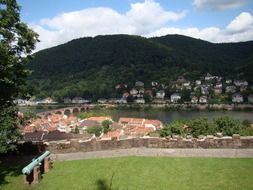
left=22, top=151, right=52, bottom=185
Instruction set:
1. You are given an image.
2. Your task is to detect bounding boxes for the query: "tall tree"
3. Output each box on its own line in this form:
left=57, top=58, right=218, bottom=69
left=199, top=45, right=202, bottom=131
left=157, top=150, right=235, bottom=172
left=0, top=0, right=38, bottom=153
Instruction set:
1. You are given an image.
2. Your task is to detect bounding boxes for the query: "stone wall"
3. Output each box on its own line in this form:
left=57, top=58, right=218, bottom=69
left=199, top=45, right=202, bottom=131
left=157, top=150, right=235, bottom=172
left=46, top=135, right=253, bottom=154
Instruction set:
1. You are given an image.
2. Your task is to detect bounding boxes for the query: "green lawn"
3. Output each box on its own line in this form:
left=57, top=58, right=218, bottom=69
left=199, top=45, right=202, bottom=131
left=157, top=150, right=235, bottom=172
left=1, top=157, right=253, bottom=190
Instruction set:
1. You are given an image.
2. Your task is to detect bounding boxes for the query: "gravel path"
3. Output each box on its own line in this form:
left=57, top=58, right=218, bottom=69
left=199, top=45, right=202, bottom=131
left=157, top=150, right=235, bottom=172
left=51, top=148, right=253, bottom=161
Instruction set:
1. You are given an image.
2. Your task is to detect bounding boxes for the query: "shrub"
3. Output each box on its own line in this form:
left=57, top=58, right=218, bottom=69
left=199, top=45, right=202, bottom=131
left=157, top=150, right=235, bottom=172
left=187, top=117, right=215, bottom=138
left=102, top=120, right=112, bottom=134
left=213, top=117, right=242, bottom=136
left=86, top=126, right=103, bottom=137
left=159, top=120, right=186, bottom=137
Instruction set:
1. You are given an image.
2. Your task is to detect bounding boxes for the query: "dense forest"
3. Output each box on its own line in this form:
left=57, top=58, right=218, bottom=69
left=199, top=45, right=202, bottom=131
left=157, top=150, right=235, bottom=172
left=26, top=34, right=253, bottom=100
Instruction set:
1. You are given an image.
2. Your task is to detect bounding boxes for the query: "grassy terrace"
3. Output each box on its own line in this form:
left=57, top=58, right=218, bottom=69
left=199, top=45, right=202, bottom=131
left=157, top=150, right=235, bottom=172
left=1, top=157, right=253, bottom=190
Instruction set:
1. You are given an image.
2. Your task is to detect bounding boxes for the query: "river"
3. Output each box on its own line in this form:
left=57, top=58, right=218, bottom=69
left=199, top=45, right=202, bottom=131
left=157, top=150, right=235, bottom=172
left=19, top=106, right=253, bottom=124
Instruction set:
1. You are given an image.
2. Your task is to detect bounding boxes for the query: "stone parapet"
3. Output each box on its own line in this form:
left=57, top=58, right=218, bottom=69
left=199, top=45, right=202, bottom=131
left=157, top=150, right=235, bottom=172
left=46, top=135, right=253, bottom=154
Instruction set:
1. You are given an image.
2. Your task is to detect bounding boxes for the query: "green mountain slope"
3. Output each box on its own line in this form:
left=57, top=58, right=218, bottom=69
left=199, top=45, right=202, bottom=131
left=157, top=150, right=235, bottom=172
left=27, top=34, right=253, bottom=99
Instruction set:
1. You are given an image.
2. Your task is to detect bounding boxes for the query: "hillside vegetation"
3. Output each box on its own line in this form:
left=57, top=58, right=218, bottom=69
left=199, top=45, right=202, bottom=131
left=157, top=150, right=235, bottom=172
left=26, top=34, right=253, bottom=100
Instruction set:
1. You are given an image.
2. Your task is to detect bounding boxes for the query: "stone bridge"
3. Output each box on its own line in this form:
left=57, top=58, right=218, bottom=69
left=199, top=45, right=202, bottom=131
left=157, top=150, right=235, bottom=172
left=37, top=104, right=95, bottom=118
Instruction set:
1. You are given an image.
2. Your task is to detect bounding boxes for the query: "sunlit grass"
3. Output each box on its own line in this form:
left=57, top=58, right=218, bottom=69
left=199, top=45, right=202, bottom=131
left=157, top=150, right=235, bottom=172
left=1, top=157, right=253, bottom=190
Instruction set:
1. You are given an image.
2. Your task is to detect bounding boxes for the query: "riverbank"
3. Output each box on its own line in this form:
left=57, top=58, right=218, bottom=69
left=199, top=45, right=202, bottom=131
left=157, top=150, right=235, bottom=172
left=99, top=103, right=253, bottom=111
left=18, top=103, right=253, bottom=113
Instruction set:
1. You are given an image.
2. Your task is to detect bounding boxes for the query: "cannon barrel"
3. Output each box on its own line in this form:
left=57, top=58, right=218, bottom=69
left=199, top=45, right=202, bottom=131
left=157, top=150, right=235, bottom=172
left=22, top=151, right=50, bottom=175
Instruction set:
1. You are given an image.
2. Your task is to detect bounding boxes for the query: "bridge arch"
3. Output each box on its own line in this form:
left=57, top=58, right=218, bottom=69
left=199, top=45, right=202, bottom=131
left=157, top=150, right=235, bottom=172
left=64, top=109, right=71, bottom=116
left=73, top=107, right=80, bottom=114
left=55, top=110, right=62, bottom=115
left=80, top=107, right=86, bottom=112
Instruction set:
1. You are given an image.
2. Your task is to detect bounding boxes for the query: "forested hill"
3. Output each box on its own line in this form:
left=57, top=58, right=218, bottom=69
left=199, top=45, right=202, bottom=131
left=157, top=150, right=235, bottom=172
left=27, top=34, right=253, bottom=99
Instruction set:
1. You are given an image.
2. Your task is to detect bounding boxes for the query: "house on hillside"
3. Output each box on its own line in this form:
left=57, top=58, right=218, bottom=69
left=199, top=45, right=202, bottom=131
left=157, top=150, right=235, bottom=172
left=232, top=93, right=244, bottom=103
left=225, top=79, right=232, bottom=84
left=205, top=73, right=214, bottom=81
left=234, top=80, right=248, bottom=87
left=171, top=93, right=181, bottom=103
left=122, top=92, right=130, bottom=99
left=225, top=86, right=236, bottom=93
left=248, top=95, right=253, bottom=103
left=139, top=88, right=145, bottom=94
left=97, top=99, right=107, bottom=104
left=135, top=81, right=144, bottom=87
left=195, top=80, right=201, bottom=86
left=201, top=86, right=209, bottom=95
left=63, top=97, right=72, bottom=104
left=240, top=85, right=247, bottom=92
left=151, top=81, right=158, bottom=87
left=191, top=96, right=198, bottom=104
left=130, top=88, right=138, bottom=97
left=156, top=90, right=165, bottom=99
left=135, top=98, right=145, bottom=104
left=72, top=97, right=89, bottom=104
left=199, top=96, right=208, bottom=104
left=183, top=81, right=191, bottom=87
left=214, top=87, right=222, bottom=95
left=14, top=99, right=28, bottom=106
left=41, top=97, right=56, bottom=104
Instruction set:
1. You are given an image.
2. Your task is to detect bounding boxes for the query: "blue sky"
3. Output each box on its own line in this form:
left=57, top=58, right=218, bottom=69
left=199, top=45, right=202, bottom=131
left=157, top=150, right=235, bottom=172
left=17, top=0, right=253, bottom=51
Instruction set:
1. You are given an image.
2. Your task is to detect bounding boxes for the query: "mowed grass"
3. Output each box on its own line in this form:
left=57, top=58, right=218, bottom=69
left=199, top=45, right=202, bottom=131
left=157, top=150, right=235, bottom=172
left=1, top=157, right=253, bottom=190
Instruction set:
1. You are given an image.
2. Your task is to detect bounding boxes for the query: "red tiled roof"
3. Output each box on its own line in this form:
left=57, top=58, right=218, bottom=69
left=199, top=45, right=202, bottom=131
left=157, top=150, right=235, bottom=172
left=144, top=120, right=162, bottom=129
left=23, top=124, right=35, bottom=133
left=119, top=117, right=132, bottom=124
left=87, top=116, right=112, bottom=123
left=129, top=127, right=154, bottom=136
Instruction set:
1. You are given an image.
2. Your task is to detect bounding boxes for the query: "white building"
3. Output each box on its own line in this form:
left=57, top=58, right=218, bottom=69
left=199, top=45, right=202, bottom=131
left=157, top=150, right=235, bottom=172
left=234, top=80, right=248, bottom=87
left=130, top=88, right=138, bottom=97
left=232, top=93, right=244, bottom=103
left=225, top=86, right=236, bottom=93
left=195, top=80, right=201, bottom=86
left=156, top=90, right=165, bottom=99
left=135, top=98, right=145, bottom=104
left=135, top=81, right=144, bottom=87
left=170, top=93, right=181, bottom=103
left=63, top=98, right=72, bottom=104
left=191, top=96, right=198, bottom=104
left=205, top=73, right=214, bottom=81
left=72, top=97, right=90, bottom=104
left=97, top=99, right=107, bottom=104
left=199, top=96, right=208, bottom=104
left=248, top=95, right=253, bottom=103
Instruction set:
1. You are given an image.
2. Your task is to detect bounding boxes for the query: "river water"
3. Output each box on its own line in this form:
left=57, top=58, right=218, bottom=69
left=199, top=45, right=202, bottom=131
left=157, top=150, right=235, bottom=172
left=19, top=106, right=253, bottom=124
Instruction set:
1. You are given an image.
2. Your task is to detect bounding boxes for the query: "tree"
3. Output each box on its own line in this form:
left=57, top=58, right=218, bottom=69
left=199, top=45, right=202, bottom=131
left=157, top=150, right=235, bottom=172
left=0, top=0, right=39, bottom=153
left=143, top=93, right=152, bottom=103
left=102, top=120, right=112, bottom=134
left=86, top=126, right=103, bottom=137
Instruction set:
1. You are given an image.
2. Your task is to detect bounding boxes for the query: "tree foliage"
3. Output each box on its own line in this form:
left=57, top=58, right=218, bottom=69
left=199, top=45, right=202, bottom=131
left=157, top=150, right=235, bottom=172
left=0, top=0, right=38, bottom=153
left=102, top=120, right=112, bottom=134
left=86, top=125, right=103, bottom=137
left=160, top=116, right=253, bottom=138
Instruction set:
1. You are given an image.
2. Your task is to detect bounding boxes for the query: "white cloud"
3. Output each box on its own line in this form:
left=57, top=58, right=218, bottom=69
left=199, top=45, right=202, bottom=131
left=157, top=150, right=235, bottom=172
left=147, top=12, right=253, bottom=43
left=32, top=0, right=186, bottom=51
left=193, top=0, right=248, bottom=10
left=226, top=12, right=253, bottom=33
left=147, top=27, right=222, bottom=42
left=126, top=0, right=187, bottom=34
